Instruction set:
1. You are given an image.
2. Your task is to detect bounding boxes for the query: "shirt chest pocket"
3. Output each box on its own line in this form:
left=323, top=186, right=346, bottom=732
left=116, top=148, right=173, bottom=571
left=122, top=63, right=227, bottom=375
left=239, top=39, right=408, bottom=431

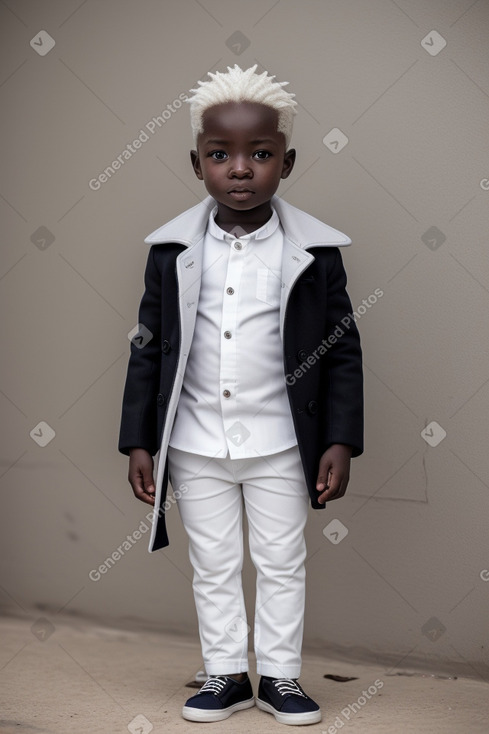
left=256, top=268, right=282, bottom=307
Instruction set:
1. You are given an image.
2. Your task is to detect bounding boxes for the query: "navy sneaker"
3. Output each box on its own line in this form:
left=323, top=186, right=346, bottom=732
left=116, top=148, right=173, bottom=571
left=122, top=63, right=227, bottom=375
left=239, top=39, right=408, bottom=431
left=182, top=674, right=255, bottom=722
left=256, top=676, right=322, bottom=725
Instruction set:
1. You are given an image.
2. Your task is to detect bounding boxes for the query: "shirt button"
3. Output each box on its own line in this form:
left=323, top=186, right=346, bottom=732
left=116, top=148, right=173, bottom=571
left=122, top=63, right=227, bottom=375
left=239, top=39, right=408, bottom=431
left=223, top=389, right=231, bottom=398
left=226, top=287, right=235, bottom=295
left=234, top=242, right=242, bottom=250
left=224, top=330, right=232, bottom=339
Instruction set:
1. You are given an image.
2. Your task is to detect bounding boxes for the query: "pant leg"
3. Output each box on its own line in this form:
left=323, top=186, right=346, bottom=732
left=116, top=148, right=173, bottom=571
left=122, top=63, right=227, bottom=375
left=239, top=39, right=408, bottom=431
left=167, top=446, right=249, bottom=675
left=240, top=445, right=309, bottom=679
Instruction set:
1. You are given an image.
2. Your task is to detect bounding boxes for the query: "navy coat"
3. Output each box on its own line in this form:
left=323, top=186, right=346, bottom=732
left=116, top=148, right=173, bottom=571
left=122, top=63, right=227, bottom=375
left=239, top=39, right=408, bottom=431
left=119, top=195, right=363, bottom=551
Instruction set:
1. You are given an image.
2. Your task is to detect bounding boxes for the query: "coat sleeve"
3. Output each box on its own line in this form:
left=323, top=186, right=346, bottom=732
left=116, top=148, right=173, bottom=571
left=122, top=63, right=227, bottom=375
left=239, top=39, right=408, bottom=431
left=323, top=248, right=364, bottom=457
left=118, top=245, right=162, bottom=456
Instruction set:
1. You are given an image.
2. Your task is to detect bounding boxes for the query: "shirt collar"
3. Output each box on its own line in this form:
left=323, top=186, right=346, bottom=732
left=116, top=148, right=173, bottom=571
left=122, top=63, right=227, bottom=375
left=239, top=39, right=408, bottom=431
left=207, top=204, right=280, bottom=244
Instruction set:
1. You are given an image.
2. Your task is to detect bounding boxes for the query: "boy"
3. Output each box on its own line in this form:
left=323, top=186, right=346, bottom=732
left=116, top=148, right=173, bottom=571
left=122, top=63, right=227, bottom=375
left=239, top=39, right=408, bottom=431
left=119, top=64, right=363, bottom=726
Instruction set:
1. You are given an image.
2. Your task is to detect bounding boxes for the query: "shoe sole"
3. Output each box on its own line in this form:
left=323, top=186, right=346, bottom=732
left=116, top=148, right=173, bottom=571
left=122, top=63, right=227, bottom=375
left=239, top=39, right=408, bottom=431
left=256, top=697, right=322, bottom=726
left=182, top=696, right=255, bottom=722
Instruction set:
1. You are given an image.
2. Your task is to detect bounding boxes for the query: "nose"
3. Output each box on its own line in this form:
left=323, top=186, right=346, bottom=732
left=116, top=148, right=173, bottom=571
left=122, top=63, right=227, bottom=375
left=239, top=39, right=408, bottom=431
left=228, top=155, right=252, bottom=178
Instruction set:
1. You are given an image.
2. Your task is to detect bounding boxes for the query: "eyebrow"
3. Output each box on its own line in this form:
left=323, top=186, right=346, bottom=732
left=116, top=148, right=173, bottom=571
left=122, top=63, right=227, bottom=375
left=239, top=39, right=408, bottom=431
left=203, top=138, right=279, bottom=146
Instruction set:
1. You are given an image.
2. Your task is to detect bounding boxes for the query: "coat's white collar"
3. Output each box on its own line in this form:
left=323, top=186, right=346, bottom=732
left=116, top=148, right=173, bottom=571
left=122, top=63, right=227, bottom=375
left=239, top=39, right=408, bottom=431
left=144, top=195, right=351, bottom=248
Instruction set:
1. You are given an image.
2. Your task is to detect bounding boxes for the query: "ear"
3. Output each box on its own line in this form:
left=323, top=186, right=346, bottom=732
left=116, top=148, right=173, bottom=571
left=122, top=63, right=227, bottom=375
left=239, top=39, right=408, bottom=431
left=190, top=149, right=203, bottom=180
left=281, top=148, right=296, bottom=179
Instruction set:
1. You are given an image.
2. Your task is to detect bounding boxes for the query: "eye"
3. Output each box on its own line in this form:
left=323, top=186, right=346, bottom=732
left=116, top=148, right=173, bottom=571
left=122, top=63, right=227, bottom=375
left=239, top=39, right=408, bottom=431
left=209, top=150, right=228, bottom=160
left=253, top=150, right=272, bottom=160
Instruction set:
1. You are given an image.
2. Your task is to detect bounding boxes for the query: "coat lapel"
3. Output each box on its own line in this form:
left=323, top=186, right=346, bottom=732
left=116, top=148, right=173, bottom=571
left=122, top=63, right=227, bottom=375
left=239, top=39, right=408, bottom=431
left=143, top=194, right=352, bottom=347
left=175, top=238, right=204, bottom=361
left=279, top=238, right=314, bottom=341
left=271, top=196, right=351, bottom=341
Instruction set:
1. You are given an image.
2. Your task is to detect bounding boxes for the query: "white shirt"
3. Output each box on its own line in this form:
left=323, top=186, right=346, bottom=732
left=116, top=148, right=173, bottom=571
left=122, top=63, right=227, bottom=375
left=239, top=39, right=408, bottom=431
left=168, top=204, right=298, bottom=458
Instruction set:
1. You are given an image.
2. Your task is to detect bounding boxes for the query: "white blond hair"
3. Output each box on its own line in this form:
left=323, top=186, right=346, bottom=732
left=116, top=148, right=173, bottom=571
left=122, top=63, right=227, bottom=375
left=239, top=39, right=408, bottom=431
left=187, top=64, right=297, bottom=148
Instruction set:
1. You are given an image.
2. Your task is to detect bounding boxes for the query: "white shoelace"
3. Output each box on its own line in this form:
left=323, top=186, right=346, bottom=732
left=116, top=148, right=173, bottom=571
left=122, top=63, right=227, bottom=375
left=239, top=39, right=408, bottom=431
left=271, top=678, right=307, bottom=698
left=198, top=676, right=228, bottom=696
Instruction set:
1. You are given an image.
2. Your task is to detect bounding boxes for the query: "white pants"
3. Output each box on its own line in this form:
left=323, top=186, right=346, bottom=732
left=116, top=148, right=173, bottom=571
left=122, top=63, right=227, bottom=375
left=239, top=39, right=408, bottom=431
left=167, top=444, right=309, bottom=679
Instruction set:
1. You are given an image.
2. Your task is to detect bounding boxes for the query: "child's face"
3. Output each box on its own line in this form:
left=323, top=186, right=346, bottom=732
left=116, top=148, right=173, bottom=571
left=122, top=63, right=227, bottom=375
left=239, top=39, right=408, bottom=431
left=191, top=102, right=295, bottom=221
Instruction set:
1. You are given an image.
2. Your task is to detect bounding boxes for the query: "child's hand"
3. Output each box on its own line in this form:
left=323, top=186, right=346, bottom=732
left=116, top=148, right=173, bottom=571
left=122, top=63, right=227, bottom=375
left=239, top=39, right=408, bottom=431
left=316, top=444, right=353, bottom=504
left=128, top=448, right=156, bottom=505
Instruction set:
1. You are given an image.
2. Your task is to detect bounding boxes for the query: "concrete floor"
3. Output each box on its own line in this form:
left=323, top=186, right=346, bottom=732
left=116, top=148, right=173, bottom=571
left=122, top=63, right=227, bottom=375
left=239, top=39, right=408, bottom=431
left=0, top=613, right=488, bottom=734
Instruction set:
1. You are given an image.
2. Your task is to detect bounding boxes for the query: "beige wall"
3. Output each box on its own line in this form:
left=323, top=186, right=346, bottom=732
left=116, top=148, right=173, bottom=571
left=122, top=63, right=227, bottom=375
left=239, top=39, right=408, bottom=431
left=1, top=0, right=488, bottom=680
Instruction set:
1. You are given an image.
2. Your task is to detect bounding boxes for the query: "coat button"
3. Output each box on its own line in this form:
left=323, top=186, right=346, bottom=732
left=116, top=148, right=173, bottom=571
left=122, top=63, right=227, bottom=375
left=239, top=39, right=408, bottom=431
left=307, top=400, right=318, bottom=415
left=162, top=340, right=171, bottom=354
left=297, top=349, right=308, bottom=362
left=156, top=393, right=166, bottom=406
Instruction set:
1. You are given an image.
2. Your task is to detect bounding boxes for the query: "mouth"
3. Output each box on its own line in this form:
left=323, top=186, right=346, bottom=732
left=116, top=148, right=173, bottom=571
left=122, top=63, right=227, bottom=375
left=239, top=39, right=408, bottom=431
left=228, top=188, right=254, bottom=201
